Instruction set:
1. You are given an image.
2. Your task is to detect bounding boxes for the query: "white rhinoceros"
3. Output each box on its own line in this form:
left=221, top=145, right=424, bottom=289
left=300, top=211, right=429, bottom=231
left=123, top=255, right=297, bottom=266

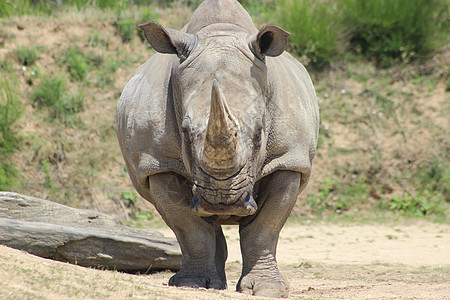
left=116, top=0, right=319, bottom=297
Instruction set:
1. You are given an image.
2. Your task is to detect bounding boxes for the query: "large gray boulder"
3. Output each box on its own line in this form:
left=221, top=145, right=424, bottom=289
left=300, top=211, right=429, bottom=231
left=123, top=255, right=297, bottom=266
left=0, top=192, right=181, bottom=272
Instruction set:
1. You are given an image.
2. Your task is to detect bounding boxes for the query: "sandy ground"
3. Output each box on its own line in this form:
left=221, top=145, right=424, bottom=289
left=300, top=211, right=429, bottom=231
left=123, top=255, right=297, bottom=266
left=1, top=220, right=449, bottom=299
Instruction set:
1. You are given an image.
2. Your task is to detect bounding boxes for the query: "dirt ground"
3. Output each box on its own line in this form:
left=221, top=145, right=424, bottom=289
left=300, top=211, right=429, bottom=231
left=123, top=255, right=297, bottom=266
left=1, top=219, right=449, bottom=299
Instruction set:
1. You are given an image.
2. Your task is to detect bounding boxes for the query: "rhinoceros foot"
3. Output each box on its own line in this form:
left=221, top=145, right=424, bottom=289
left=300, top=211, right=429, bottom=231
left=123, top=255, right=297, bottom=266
left=169, top=270, right=226, bottom=290
left=237, top=271, right=289, bottom=298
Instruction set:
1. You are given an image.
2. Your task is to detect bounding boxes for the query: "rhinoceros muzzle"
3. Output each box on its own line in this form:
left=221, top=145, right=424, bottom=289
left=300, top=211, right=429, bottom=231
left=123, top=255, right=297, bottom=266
left=190, top=192, right=257, bottom=218
left=190, top=165, right=257, bottom=217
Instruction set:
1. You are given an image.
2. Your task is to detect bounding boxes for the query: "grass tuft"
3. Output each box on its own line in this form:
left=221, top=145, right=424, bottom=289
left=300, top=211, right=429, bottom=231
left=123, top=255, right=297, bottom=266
left=64, top=47, right=88, bottom=81
left=32, top=76, right=84, bottom=124
left=115, top=18, right=135, bottom=43
left=15, top=46, right=41, bottom=66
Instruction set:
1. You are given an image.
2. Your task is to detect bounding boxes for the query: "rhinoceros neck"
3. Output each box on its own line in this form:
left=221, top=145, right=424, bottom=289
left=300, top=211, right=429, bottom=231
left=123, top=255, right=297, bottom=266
left=186, top=0, right=258, bottom=34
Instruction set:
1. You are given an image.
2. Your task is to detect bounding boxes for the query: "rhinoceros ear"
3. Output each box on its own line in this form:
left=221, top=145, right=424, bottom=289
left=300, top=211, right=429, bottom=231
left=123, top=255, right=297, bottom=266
left=138, top=22, right=197, bottom=61
left=249, top=25, right=290, bottom=59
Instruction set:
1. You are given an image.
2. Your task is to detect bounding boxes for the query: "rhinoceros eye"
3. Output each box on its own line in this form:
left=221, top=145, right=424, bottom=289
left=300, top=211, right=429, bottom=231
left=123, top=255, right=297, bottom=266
left=181, top=126, right=190, bottom=143
left=254, top=126, right=263, bottom=148
left=181, top=120, right=192, bottom=144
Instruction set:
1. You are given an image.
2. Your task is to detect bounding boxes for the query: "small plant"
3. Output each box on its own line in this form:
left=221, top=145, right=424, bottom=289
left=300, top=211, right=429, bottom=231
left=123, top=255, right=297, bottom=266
left=115, top=17, right=135, bottom=43
left=119, top=189, right=154, bottom=227
left=122, top=190, right=138, bottom=207
left=417, top=159, right=450, bottom=201
left=32, top=75, right=84, bottom=123
left=382, top=192, right=445, bottom=217
left=15, top=46, right=40, bottom=66
left=64, top=47, right=88, bottom=81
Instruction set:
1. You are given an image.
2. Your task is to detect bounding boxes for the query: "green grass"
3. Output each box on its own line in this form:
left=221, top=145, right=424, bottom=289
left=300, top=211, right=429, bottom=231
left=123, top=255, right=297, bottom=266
left=382, top=192, right=445, bottom=217
left=380, top=159, right=450, bottom=217
left=240, top=0, right=276, bottom=23
left=306, top=176, right=370, bottom=215
left=276, top=0, right=343, bottom=69
left=32, top=75, right=84, bottom=124
left=417, top=159, right=450, bottom=201
left=64, top=47, right=88, bottom=81
left=340, top=0, right=449, bottom=66
left=0, top=0, right=128, bottom=16
left=0, top=72, right=22, bottom=190
left=14, top=46, right=42, bottom=66
left=115, top=17, right=135, bottom=43
left=246, top=0, right=448, bottom=69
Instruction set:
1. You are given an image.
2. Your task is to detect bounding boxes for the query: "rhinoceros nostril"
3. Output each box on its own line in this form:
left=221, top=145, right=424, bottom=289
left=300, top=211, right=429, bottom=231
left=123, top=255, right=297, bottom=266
left=190, top=195, right=199, bottom=210
left=244, top=194, right=257, bottom=215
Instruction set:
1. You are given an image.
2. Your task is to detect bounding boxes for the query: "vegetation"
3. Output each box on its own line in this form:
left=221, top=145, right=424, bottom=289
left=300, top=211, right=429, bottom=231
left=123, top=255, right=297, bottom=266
left=0, top=0, right=447, bottom=222
left=115, top=18, right=136, bottom=43
left=259, top=0, right=449, bottom=69
left=63, top=47, right=88, bottom=82
left=32, top=75, right=84, bottom=124
left=15, top=46, right=42, bottom=66
left=276, top=0, right=343, bottom=69
left=0, top=0, right=127, bottom=16
left=340, top=0, right=449, bottom=66
left=0, top=71, right=22, bottom=190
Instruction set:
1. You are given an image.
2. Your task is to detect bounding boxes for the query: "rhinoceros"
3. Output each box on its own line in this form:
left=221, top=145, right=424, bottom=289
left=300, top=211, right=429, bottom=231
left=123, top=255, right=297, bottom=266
left=116, top=0, right=319, bottom=297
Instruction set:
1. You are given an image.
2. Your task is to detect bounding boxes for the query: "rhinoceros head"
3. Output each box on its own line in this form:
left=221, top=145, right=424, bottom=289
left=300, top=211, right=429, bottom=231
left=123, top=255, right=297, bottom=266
left=139, top=15, right=289, bottom=219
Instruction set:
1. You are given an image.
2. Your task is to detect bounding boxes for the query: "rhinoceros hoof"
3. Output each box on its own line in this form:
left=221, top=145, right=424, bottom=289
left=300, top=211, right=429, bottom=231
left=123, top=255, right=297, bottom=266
left=237, top=274, right=289, bottom=298
left=169, top=271, right=226, bottom=290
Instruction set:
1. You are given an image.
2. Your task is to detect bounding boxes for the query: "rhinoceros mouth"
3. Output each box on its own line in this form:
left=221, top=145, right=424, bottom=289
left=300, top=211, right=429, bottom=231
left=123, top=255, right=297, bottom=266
left=190, top=192, right=257, bottom=217
left=190, top=166, right=257, bottom=217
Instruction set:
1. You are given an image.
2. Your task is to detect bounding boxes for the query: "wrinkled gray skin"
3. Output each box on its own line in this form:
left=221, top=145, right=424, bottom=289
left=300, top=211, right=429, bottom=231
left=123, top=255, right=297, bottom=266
left=116, top=0, right=319, bottom=297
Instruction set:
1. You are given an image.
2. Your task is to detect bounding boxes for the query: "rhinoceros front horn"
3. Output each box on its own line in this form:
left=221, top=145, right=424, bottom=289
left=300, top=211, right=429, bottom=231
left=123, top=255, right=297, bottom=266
left=203, top=80, right=238, bottom=167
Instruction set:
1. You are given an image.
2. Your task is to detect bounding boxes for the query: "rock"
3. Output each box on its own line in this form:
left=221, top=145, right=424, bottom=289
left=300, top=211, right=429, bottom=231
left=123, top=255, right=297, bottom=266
left=0, top=192, right=121, bottom=227
left=0, top=192, right=181, bottom=272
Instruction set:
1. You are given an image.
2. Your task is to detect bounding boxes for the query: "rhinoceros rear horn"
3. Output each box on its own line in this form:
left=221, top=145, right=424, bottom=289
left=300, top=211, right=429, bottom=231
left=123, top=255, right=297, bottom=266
left=138, top=22, right=197, bottom=61
left=249, top=25, right=290, bottom=58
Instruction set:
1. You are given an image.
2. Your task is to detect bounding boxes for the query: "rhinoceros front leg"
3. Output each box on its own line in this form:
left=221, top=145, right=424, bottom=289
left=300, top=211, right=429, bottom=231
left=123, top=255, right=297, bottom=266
left=237, top=170, right=301, bottom=298
left=148, top=173, right=227, bottom=289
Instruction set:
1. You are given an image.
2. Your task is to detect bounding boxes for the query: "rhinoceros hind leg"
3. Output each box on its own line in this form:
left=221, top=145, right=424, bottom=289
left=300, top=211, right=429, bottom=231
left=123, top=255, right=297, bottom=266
left=148, top=173, right=227, bottom=290
left=237, top=170, right=301, bottom=298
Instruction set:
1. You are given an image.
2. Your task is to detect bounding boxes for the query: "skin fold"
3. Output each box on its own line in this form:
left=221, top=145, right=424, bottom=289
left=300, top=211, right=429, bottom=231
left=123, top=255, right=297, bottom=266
left=116, top=0, right=319, bottom=297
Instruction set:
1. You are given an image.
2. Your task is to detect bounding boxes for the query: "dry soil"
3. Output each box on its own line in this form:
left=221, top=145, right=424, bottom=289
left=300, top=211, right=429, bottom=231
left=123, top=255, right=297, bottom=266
left=1, top=220, right=449, bottom=299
